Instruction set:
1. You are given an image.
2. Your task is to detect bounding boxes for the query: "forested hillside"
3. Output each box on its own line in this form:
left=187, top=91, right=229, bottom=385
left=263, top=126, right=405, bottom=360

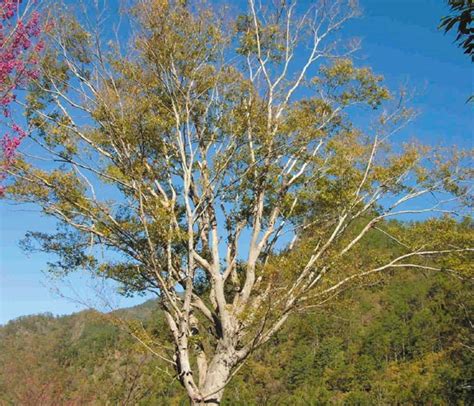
left=1, top=269, right=472, bottom=405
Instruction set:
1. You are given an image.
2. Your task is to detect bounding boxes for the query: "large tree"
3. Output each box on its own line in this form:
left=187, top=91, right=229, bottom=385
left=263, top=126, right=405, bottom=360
left=2, top=0, right=473, bottom=403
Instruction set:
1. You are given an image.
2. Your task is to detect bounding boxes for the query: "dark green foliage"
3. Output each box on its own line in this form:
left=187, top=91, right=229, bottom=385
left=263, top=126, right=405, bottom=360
left=440, top=0, right=473, bottom=59
left=223, top=272, right=473, bottom=405
left=1, top=271, right=471, bottom=405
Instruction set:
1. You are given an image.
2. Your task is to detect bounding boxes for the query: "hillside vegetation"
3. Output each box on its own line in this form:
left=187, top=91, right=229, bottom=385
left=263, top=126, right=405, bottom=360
left=1, top=270, right=472, bottom=405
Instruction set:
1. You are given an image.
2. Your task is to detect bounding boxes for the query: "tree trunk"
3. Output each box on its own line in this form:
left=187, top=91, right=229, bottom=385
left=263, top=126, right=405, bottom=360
left=192, top=353, right=233, bottom=405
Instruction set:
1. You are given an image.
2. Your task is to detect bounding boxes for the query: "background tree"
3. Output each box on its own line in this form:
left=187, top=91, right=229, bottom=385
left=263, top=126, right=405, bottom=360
left=0, top=0, right=45, bottom=194
left=2, top=0, right=473, bottom=403
left=440, top=0, right=473, bottom=59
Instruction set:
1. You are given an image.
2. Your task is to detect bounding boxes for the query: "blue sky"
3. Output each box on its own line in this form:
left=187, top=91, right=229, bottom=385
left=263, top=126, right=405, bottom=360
left=0, top=0, right=472, bottom=325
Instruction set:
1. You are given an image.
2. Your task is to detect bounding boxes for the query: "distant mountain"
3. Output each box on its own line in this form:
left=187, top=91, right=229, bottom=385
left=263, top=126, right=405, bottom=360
left=111, top=298, right=158, bottom=321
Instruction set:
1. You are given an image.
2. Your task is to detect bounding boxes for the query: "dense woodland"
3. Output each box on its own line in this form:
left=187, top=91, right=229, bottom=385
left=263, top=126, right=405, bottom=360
left=1, top=270, right=472, bottom=405
left=1, top=220, right=473, bottom=405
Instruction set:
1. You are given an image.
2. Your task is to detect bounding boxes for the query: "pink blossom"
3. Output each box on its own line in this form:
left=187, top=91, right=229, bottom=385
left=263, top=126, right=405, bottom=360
left=1, top=0, right=44, bottom=192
